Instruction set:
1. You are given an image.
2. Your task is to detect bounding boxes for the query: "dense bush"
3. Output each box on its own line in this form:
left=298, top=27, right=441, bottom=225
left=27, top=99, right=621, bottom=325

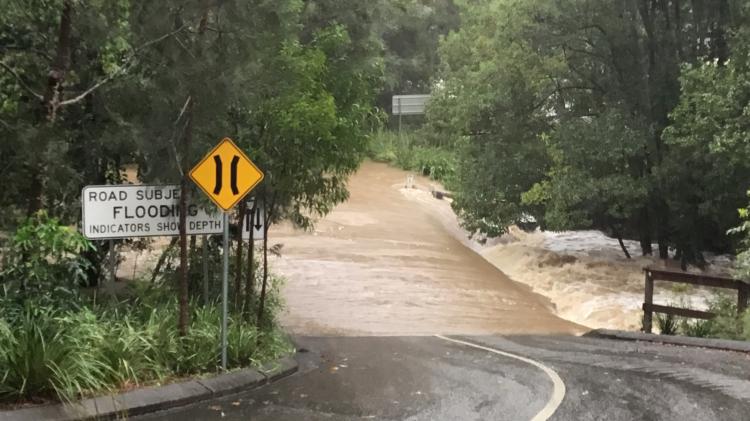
left=0, top=212, right=93, bottom=302
left=368, top=130, right=456, bottom=184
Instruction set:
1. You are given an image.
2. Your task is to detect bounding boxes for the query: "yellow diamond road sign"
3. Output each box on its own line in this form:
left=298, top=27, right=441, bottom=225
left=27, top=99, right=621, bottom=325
left=190, top=138, right=264, bottom=212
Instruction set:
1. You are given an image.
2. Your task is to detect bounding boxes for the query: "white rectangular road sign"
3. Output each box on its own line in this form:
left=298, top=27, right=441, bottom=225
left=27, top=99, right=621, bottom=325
left=392, top=94, right=431, bottom=115
left=242, top=199, right=265, bottom=241
left=82, top=185, right=223, bottom=239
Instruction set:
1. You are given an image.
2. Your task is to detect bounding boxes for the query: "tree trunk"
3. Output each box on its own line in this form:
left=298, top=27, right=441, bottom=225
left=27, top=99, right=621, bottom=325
left=44, top=0, right=73, bottom=121
left=190, top=235, right=197, bottom=256
left=234, top=200, right=246, bottom=310
left=639, top=208, right=653, bottom=256
left=25, top=174, right=43, bottom=216
left=656, top=200, right=670, bottom=259
left=151, top=238, right=178, bottom=283
left=611, top=225, right=632, bottom=260
left=245, top=204, right=255, bottom=320
left=26, top=0, right=74, bottom=215
left=256, top=205, right=269, bottom=330
left=178, top=177, right=190, bottom=336
left=177, top=97, right=194, bottom=336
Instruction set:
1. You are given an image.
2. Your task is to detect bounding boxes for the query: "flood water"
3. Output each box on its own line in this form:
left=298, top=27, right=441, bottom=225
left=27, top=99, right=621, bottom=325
left=271, top=162, right=584, bottom=336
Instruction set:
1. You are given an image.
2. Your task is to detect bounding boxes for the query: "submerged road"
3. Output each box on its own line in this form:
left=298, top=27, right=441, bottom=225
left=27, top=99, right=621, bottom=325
left=137, top=335, right=750, bottom=420
left=271, top=161, right=582, bottom=336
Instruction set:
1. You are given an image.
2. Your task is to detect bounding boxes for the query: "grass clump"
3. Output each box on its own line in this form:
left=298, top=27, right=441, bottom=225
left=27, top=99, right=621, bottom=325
left=0, top=290, right=292, bottom=403
left=655, top=312, right=678, bottom=335
left=368, top=130, right=456, bottom=184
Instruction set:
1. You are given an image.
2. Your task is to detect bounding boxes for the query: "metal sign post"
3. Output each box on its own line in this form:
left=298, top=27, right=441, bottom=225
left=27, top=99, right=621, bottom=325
left=202, top=235, right=209, bottom=306
left=221, top=212, right=229, bottom=369
left=398, top=97, right=402, bottom=136
left=190, top=137, right=264, bottom=372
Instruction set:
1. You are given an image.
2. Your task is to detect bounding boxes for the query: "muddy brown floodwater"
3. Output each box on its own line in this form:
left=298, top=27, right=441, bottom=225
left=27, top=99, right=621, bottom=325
left=270, top=162, right=585, bottom=336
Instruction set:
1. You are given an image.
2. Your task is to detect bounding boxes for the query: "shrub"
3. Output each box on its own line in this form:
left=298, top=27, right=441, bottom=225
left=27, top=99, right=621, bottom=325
left=0, top=212, right=93, bottom=302
left=367, top=130, right=401, bottom=163
left=0, top=285, right=292, bottom=404
left=680, top=319, right=712, bottom=338
left=368, top=130, right=456, bottom=184
left=411, top=146, right=456, bottom=183
left=702, top=295, right=749, bottom=340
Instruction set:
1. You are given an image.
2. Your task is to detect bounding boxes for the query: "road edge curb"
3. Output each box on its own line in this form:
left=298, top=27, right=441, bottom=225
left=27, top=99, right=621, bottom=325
left=587, top=329, right=750, bottom=353
left=0, top=356, right=298, bottom=421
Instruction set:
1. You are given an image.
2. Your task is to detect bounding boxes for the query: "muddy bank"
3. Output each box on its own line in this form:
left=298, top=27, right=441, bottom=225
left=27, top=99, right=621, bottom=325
left=271, top=162, right=583, bottom=336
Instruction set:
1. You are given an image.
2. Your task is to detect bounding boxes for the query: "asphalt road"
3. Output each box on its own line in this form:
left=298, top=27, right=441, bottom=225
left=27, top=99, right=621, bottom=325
left=136, top=335, right=750, bottom=420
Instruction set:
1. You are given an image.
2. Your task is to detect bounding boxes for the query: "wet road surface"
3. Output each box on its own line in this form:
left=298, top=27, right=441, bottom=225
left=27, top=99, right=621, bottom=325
left=271, top=161, right=582, bottom=336
left=136, top=335, right=750, bottom=420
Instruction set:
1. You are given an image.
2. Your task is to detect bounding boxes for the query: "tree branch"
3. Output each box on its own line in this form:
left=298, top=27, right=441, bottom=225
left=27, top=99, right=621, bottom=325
left=167, top=96, right=193, bottom=177
left=58, top=24, right=187, bottom=107
left=0, top=45, right=53, bottom=61
left=0, top=61, right=43, bottom=100
left=0, top=117, right=13, bottom=130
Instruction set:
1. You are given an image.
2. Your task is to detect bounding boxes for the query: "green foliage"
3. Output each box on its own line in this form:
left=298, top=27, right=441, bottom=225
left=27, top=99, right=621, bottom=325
left=680, top=319, right=712, bottom=338
left=523, top=110, right=650, bottom=232
left=368, top=130, right=401, bottom=163
left=732, top=193, right=750, bottom=282
left=425, top=0, right=553, bottom=237
left=0, top=0, right=139, bottom=224
left=699, top=295, right=750, bottom=341
left=661, top=295, right=750, bottom=341
left=661, top=27, right=750, bottom=257
left=426, top=0, right=750, bottom=255
left=0, top=212, right=93, bottom=301
left=410, top=146, right=456, bottom=182
left=0, top=302, right=113, bottom=402
left=655, top=312, right=678, bottom=336
left=367, top=130, right=456, bottom=183
left=0, top=286, right=292, bottom=403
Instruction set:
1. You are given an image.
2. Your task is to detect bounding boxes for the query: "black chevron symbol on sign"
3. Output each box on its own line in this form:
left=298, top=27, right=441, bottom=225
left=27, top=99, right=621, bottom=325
left=212, top=155, right=241, bottom=195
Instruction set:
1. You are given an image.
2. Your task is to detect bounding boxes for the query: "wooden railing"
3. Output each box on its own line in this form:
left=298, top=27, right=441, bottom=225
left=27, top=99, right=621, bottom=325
left=642, top=266, right=750, bottom=333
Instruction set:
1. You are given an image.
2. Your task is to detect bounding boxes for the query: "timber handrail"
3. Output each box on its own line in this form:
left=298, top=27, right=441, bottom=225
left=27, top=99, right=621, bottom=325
left=642, top=266, right=749, bottom=333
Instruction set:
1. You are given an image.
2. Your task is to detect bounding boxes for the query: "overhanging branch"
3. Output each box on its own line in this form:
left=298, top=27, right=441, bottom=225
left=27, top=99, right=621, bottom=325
left=0, top=61, right=43, bottom=100
left=58, top=24, right=187, bottom=107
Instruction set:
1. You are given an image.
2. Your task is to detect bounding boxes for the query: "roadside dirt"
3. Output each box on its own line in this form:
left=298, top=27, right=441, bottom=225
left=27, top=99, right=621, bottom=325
left=270, top=161, right=584, bottom=336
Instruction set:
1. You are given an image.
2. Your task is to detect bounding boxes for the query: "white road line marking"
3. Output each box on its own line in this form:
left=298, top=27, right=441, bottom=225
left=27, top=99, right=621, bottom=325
left=434, top=335, right=566, bottom=421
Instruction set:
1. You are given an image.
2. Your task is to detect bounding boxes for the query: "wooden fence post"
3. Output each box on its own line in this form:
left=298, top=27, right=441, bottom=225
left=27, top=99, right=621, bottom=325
left=643, top=270, right=654, bottom=333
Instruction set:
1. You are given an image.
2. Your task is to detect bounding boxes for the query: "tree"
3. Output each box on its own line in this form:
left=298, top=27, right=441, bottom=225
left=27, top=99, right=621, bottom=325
left=122, top=0, right=307, bottom=334
left=425, top=0, right=556, bottom=236
left=427, top=0, right=748, bottom=262
left=662, top=18, right=750, bottom=265
left=229, top=21, right=383, bottom=325
left=0, top=0, right=183, bottom=282
left=0, top=0, right=182, bottom=222
left=377, top=0, right=460, bottom=112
